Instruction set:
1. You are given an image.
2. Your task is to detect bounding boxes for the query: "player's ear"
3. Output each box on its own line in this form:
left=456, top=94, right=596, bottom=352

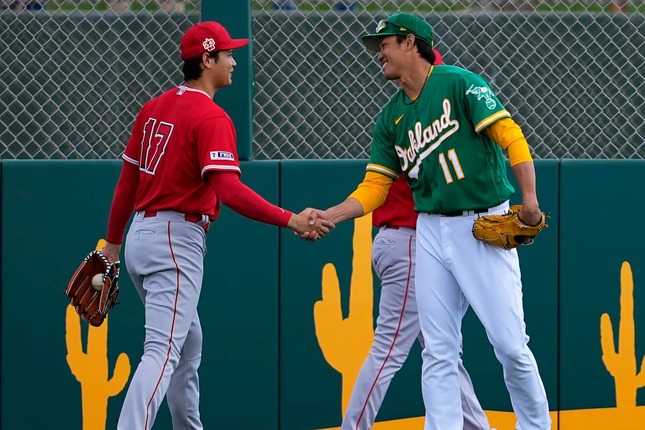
left=405, top=34, right=415, bottom=49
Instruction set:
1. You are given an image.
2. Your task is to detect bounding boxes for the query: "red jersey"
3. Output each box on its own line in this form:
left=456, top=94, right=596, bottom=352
left=372, top=175, right=418, bottom=229
left=122, top=85, right=240, bottom=220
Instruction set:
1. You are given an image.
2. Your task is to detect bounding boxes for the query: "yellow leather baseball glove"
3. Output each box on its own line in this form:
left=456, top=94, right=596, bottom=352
left=472, top=205, right=548, bottom=250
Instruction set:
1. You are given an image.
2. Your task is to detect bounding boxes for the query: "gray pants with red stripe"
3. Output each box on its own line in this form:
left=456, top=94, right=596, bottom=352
left=117, top=211, right=207, bottom=430
left=341, top=226, right=491, bottom=430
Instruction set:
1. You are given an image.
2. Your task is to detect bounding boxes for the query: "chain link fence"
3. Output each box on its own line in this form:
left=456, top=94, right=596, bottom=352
left=1, top=2, right=200, bottom=159
left=1, top=0, right=644, bottom=160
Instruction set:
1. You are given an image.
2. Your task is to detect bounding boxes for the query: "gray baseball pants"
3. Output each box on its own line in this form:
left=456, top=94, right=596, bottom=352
left=341, top=226, right=491, bottom=430
left=117, top=211, right=207, bottom=430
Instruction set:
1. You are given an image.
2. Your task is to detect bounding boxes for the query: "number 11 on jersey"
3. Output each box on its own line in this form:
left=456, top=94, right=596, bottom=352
left=438, top=149, right=465, bottom=184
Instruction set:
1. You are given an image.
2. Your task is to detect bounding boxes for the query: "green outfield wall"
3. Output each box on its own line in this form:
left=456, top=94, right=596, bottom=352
left=1, top=160, right=644, bottom=429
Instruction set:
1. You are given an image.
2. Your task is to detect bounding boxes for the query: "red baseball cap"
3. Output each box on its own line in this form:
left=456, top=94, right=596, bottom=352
left=433, top=48, right=443, bottom=65
left=180, top=21, right=249, bottom=61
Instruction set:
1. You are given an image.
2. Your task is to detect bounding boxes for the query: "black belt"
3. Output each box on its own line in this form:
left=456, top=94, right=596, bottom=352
left=440, top=208, right=488, bottom=217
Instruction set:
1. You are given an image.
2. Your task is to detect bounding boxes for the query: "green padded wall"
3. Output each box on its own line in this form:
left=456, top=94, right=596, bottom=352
left=279, top=160, right=371, bottom=429
left=0, top=160, right=279, bottom=429
left=200, top=160, right=281, bottom=429
left=1, top=160, right=135, bottom=429
left=3, top=159, right=645, bottom=430
left=559, top=160, right=645, bottom=411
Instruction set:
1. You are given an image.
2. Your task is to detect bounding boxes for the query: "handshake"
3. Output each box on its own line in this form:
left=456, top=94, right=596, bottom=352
left=287, top=207, right=335, bottom=242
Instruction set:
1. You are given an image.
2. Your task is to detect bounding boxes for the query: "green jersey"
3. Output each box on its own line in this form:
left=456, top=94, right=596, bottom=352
left=368, top=65, right=515, bottom=214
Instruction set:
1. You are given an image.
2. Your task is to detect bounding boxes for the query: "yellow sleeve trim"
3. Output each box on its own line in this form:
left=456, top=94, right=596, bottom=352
left=348, top=171, right=395, bottom=214
left=484, top=118, right=533, bottom=166
left=366, top=163, right=399, bottom=179
left=474, top=110, right=511, bottom=133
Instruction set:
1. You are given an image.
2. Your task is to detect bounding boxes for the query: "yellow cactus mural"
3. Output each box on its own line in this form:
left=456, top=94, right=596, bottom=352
left=314, top=214, right=374, bottom=413
left=601, top=261, right=645, bottom=407
left=66, top=239, right=131, bottom=430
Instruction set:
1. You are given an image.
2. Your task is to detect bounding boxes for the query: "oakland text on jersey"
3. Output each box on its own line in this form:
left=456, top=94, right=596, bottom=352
left=396, top=99, right=459, bottom=179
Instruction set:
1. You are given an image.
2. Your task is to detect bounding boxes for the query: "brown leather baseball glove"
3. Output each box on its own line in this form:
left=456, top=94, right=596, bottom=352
left=65, top=250, right=120, bottom=327
left=472, top=205, right=548, bottom=250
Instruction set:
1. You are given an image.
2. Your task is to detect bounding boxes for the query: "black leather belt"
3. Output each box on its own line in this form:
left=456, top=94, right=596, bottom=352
left=440, top=208, right=488, bottom=217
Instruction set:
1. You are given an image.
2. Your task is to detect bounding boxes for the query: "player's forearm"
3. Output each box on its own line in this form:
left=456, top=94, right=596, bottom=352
left=208, top=171, right=292, bottom=227
left=324, top=197, right=365, bottom=224
left=511, top=161, right=539, bottom=211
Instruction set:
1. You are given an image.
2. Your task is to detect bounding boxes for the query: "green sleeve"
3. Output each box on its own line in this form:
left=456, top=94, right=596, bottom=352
left=367, top=112, right=401, bottom=178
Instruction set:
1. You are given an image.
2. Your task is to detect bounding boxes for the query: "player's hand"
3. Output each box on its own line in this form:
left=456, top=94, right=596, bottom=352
left=99, top=242, right=121, bottom=264
left=518, top=204, right=541, bottom=226
left=288, top=209, right=335, bottom=241
left=518, top=202, right=542, bottom=244
left=300, top=208, right=334, bottom=241
left=307, top=207, right=333, bottom=225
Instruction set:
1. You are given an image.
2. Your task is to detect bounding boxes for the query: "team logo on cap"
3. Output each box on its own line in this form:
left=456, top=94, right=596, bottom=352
left=203, top=38, right=216, bottom=52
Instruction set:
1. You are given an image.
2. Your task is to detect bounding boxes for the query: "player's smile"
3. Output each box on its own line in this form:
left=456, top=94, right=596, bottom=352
left=379, top=54, right=390, bottom=71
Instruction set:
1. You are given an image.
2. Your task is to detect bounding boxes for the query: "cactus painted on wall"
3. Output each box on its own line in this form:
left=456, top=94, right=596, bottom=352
left=600, top=261, right=645, bottom=407
left=65, top=239, right=131, bottom=429
left=314, top=214, right=374, bottom=413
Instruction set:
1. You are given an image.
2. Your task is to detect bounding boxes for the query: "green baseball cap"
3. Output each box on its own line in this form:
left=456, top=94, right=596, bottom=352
left=361, top=13, right=434, bottom=52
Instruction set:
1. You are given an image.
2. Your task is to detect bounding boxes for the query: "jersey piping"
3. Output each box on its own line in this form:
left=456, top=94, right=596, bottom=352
left=366, top=163, right=399, bottom=179
left=123, top=153, right=139, bottom=166
left=474, top=110, right=511, bottom=133
left=201, top=164, right=241, bottom=177
left=176, top=84, right=212, bottom=100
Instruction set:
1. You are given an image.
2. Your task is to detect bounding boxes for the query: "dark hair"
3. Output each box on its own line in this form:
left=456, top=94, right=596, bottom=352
left=396, top=35, right=436, bottom=65
left=182, top=51, right=221, bottom=82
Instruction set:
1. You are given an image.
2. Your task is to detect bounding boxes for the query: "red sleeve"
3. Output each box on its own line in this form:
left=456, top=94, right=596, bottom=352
left=106, top=161, right=140, bottom=244
left=198, top=115, right=241, bottom=177
left=206, top=171, right=292, bottom=227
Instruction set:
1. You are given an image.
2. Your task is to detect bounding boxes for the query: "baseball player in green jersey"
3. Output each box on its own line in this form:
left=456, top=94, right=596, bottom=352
left=305, top=13, right=551, bottom=430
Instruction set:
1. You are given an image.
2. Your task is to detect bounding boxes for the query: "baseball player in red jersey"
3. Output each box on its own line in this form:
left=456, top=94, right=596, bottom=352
left=340, top=51, right=493, bottom=430
left=98, top=22, right=333, bottom=430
